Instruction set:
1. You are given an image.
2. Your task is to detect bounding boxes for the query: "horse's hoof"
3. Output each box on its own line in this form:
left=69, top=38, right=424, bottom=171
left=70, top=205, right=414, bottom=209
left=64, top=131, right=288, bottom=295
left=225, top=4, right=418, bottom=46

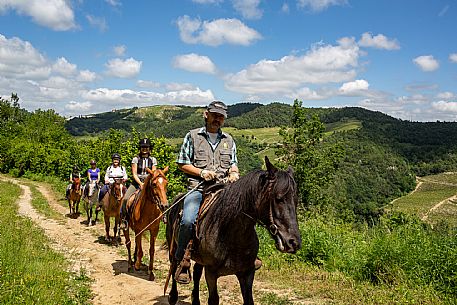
left=148, top=272, right=155, bottom=281
left=168, top=294, right=177, bottom=305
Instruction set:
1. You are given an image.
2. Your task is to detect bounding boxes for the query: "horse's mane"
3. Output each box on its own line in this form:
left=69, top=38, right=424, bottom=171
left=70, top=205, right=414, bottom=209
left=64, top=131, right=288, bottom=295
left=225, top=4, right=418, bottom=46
left=136, top=172, right=154, bottom=206
left=206, top=168, right=295, bottom=232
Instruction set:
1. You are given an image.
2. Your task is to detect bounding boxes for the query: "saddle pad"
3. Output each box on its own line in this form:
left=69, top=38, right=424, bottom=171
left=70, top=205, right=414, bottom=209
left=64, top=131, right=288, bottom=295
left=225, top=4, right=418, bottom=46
left=195, top=188, right=223, bottom=238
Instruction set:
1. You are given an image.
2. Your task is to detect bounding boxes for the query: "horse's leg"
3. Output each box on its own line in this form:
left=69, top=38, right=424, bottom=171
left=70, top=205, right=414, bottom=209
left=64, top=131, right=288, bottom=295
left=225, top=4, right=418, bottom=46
left=168, top=261, right=179, bottom=305
left=148, top=230, right=156, bottom=281
left=205, top=267, right=220, bottom=305
left=134, top=233, right=143, bottom=271
left=68, top=199, right=72, bottom=215
left=113, top=217, right=119, bottom=245
left=104, top=215, right=110, bottom=241
left=191, top=263, right=203, bottom=305
left=236, top=269, right=255, bottom=305
left=124, top=227, right=133, bottom=272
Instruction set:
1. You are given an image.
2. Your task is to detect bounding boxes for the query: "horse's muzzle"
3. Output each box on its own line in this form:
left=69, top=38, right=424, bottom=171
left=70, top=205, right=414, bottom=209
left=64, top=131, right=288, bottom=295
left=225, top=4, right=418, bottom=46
left=275, top=232, right=301, bottom=254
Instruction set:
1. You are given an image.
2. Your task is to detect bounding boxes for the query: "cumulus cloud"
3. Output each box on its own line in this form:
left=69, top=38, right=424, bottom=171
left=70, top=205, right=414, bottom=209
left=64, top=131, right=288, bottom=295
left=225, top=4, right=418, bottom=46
left=297, top=0, right=348, bottom=12
left=77, top=70, right=97, bottom=82
left=339, top=79, right=369, bottom=94
left=65, top=101, right=93, bottom=112
left=137, top=80, right=161, bottom=88
left=225, top=37, right=360, bottom=95
left=358, top=32, right=400, bottom=50
left=0, top=0, right=76, bottom=31
left=113, top=45, right=126, bottom=56
left=413, top=55, right=439, bottom=72
left=172, top=53, right=217, bottom=74
left=86, top=15, right=108, bottom=32
left=432, top=101, right=457, bottom=113
left=436, top=92, right=455, bottom=100
left=233, top=0, right=263, bottom=19
left=52, top=57, right=77, bottom=76
left=105, top=57, right=142, bottom=78
left=82, top=87, right=215, bottom=105
left=176, top=15, right=262, bottom=46
left=449, top=53, right=457, bottom=63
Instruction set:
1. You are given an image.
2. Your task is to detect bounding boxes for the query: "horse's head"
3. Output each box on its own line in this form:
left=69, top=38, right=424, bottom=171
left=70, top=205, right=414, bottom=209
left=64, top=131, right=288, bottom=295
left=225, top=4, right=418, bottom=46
left=73, top=177, right=81, bottom=190
left=88, top=180, right=98, bottom=197
left=111, top=178, right=124, bottom=202
left=259, top=157, right=301, bottom=254
left=145, top=167, right=169, bottom=211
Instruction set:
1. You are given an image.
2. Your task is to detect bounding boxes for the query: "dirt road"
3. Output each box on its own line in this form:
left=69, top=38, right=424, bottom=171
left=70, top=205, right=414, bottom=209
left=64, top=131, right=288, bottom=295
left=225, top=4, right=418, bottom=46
left=4, top=177, right=204, bottom=305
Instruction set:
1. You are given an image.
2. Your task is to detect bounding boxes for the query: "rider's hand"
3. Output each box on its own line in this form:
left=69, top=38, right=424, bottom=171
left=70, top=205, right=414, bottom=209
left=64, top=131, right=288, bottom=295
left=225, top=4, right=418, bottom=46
left=139, top=182, right=144, bottom=190
left=200, top=169, right=217, bottom=181
left=227, top=172, right=240, bottom=183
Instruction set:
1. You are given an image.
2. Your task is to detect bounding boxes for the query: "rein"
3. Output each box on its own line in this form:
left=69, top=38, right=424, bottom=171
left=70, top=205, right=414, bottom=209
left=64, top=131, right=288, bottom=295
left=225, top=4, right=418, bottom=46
left=125, top=181, right=205, bottom=246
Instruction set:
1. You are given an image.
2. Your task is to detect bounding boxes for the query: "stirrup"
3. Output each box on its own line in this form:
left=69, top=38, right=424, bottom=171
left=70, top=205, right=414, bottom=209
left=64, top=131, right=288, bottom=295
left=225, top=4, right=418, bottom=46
left=120, top=219, right=128, bottom=230
left=175, top=259, right=191, bottom=285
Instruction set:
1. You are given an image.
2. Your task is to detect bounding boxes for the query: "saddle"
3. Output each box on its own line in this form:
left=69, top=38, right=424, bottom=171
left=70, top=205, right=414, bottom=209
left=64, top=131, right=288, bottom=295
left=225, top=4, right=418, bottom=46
left=195, top=183, right=225, bottom=239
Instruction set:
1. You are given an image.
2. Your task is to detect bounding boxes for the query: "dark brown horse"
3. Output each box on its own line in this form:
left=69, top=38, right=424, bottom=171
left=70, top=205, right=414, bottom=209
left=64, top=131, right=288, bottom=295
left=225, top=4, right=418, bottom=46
left=166, top=157, right=301, bottom=305
left=96, top=179, right=125, bottom=244
left=67, top=177, right=82, bottom=216
left=123, top=167, right=169, bottom=281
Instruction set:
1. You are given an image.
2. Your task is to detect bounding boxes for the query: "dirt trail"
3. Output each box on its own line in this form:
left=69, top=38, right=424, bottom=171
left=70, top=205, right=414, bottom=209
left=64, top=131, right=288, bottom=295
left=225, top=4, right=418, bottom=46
left=3, top=177, right=180, bottom=305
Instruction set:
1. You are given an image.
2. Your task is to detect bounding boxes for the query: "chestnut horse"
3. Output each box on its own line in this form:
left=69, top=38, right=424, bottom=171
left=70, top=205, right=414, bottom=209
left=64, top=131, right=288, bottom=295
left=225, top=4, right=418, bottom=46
left=123, top=167, right=169, bottom=281
left=67, top=177, right=82, bottom=216
left=166, top=157, right=301, bottom=305
left=96, top=179, right=125, bottom=244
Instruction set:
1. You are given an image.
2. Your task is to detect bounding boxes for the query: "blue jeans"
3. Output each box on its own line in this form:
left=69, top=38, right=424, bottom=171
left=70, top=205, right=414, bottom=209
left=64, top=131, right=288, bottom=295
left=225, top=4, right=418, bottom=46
left=175, top=190, right=202, bottom=261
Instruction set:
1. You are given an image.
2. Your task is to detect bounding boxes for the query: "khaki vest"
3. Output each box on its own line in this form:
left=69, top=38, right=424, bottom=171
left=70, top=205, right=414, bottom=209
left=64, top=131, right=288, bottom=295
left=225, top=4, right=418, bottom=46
left=187, top=128, right=234, bottom=189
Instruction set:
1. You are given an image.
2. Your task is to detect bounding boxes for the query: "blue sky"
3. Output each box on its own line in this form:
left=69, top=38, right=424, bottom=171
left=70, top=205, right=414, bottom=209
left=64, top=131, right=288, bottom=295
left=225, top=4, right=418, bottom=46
left=1, top=0, right=457, bottom=121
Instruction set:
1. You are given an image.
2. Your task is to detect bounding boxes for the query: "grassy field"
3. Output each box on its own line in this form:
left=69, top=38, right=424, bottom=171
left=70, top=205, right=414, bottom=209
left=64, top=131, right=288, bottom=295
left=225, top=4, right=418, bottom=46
left=388, top=172, right=457, bottom=227
left=0, top=181, right=92, bottom=304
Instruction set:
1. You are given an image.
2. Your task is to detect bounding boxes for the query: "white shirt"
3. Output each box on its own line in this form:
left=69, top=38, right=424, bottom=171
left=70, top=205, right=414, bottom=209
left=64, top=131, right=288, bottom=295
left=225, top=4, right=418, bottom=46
left=104, top=165, right=127, bottom=184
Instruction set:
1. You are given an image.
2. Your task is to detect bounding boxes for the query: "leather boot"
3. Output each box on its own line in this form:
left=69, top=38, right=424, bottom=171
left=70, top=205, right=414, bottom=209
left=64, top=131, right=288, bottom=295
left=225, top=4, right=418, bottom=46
left=175, top=241, right=193, bottom=284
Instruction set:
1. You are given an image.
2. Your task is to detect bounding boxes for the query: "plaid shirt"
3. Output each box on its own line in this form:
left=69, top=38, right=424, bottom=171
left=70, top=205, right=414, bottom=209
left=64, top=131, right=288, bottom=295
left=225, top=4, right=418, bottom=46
left=177, top=127, right=238, bottom=166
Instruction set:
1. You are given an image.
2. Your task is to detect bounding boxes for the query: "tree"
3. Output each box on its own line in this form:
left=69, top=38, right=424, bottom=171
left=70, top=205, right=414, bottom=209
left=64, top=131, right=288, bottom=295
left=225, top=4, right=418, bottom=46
left=277, top=100, right=343, bottom=210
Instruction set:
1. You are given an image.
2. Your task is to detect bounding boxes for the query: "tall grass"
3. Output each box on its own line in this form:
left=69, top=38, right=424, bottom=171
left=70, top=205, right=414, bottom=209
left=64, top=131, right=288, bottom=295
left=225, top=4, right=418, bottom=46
left=0, top=181, right=92, bottom=304
left=257, top=212, right=456, bottom=303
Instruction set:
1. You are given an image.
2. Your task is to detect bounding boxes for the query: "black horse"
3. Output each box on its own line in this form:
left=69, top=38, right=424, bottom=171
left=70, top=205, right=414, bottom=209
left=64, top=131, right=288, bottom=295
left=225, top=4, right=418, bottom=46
left=166, top=157, right=302, bottom=305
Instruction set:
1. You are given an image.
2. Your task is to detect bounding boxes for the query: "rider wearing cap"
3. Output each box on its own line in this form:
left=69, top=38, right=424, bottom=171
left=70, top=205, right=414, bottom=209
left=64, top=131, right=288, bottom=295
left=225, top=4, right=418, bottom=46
left=66, top=165, right=81, bottom=199
left=120, top=138, right=158, bottom=229
left=97, top=153, right=128, bottom=210
left=174, top=100, right=241, bottom=284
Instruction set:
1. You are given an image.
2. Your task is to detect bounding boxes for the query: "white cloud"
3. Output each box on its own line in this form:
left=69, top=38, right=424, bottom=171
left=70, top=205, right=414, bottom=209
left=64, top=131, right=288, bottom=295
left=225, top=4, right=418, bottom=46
left=413, top=55, right=439, bottom=72
left=105, top=57, right=142, bottom=78
left=297, top=0, right=348, bottom=12
left=82, top=87, right=215, bottom=105
left=397, top=94, right=428, bottom=105
left=233, top=0, right=263, bottom=19
left=165, top=82, right=197, bottom=91
left=449, top=53, right=457, bottom=63
left=113, top=45, right=126, bottom=56
left=176, top=15, right=262, bottom=46
left=0, top=0, right=76, bottom=31
left=287, top=87, right=327, bottom=100
left=52, top=57, right=77, bottom=76
left=358, top=32, right=400, bottom=50
left=225, top=37, right=360, bottom=95
left=0, top=34, right=49, bottom=79
left=137, top=80, right=161, bottom=88
left=77, top=70, right=97, bottom=82
left=432, top=101, right=457, bottom=113
left=282, top=3, right=290, bottom=13
left=339, top=79, right=369, bottom=94
left=86, top=15, right=108, bottom=32
left=436, top=92, right=455, bottom=100
left=65, top=101, right=93, bottom=112
left=173, top=53, right=217, bottom=74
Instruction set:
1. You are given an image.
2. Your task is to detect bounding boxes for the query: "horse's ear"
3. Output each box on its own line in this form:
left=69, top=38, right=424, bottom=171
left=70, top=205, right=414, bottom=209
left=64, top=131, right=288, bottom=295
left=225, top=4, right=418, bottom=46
left=163, top=166, right=169, bottom=175
left=287, top=165, right=294, bottom=176
left=265, top=156, right=277, bottom=178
